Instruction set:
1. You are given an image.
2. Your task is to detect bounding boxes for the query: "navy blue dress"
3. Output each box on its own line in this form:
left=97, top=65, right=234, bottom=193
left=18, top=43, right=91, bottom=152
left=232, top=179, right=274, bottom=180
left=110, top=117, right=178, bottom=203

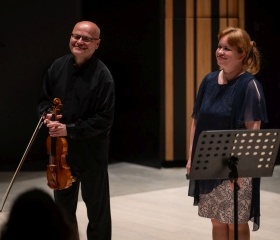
left=188, top=70, right=268, bottom=231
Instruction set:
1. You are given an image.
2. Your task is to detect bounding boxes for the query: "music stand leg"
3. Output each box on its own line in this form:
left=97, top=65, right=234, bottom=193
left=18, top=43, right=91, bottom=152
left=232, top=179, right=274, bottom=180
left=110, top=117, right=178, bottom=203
left=233, top=180, right=239, bottom=240
left=228, top=156, right=240, bottom=240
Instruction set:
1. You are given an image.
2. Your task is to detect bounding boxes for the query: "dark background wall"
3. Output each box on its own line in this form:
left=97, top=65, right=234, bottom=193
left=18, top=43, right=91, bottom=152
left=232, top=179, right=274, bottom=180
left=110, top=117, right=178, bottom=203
left=0, top=0, right=82, bottom=169
left=246, top=0, right=280, bottom=164
left=0, top=0, right=279, bottom=170
left=0, top=0, right=162, bottom=169
left=245, top=1, right=280, bottom=131
left=82, top=0, right=163, bottom=167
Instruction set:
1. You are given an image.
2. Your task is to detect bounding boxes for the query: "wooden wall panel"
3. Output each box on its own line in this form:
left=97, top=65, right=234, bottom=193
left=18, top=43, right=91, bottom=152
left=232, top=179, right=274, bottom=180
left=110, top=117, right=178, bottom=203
left=186, top=0, right=194, bottom=18
left=219, top=18, right=229, bottom=31
left=197, top=0, right=211, bottom=17
left=186, top=17, right=194, bottom=160
left=164, top=0, right=174, bottom=160
left=228, top=18, right=239, bottom=26
left=228, top=0, right=238, bottom=16
left=196, top=19, right=212, bottom=92
left=163, top=0, right=245, bottom=163
left=238, top=0, right=245, bottom=29
left=219, top=0, right=227, bottom=16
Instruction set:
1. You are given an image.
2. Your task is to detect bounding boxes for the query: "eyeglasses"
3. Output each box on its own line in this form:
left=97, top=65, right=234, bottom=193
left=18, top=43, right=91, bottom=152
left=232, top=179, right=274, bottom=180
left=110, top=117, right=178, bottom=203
left=71, top=34, right=99, bottom=43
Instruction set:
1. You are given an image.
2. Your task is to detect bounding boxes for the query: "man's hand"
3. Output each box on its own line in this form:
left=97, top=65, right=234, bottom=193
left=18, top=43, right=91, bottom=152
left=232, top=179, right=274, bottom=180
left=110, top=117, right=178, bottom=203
left=44, top=114, right=67, bottom=137
left=46, top=121, right=67, bottom=137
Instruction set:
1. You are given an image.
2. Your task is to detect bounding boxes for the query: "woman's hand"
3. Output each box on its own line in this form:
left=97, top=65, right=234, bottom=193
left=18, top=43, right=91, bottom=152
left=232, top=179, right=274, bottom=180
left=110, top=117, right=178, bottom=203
left=186, top=159, right=191, bottom=174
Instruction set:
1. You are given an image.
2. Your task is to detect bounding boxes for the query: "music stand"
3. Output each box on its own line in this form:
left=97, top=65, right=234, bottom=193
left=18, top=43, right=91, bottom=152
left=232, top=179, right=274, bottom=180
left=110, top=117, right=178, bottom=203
left=187, top=129, right=280, bottom=240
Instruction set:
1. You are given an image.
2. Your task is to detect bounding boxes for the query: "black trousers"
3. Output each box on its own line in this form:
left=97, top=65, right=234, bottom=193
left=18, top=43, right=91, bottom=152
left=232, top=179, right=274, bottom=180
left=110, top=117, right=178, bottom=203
left=54, top=165, right=112, bottom=240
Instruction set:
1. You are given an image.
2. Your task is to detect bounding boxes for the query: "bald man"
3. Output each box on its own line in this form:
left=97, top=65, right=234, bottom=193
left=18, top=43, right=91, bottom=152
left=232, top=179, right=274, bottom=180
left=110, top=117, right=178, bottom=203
left=37, top=21, right=115, bottom=240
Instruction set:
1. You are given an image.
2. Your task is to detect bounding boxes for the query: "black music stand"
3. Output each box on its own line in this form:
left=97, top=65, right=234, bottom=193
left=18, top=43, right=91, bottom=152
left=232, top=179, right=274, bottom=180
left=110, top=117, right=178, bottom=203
left=187, top=129, right=280, bottom=240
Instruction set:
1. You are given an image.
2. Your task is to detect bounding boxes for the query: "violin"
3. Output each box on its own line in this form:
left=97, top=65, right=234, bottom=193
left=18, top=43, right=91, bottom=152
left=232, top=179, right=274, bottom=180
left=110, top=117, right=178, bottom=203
left=46, top=98, right=75, bottom=190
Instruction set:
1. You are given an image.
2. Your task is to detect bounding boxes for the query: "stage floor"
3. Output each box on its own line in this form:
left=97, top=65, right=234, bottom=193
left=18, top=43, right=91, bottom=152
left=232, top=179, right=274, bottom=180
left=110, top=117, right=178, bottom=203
left=1, top=162, right=279, bottom=240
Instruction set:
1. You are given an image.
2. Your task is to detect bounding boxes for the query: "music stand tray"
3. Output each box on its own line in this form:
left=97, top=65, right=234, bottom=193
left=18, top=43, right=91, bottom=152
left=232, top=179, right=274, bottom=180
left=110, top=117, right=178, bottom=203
left=188, top=129, right=280, bottom=180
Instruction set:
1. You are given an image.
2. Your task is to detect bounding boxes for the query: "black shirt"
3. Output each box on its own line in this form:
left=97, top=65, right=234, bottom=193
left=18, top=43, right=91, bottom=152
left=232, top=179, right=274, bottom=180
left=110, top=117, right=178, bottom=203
left=37, top=54, right=115, bottom=141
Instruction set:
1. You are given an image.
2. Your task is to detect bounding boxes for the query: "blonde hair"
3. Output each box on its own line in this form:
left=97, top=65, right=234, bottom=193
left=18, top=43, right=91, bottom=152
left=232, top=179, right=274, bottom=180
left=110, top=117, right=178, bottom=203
left=218, top=27, right=261, bottom=75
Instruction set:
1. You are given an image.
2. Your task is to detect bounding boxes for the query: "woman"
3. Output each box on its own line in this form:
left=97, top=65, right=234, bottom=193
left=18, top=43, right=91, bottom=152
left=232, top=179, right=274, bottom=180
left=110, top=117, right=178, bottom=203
left=186, top=27, right=268, bottom=240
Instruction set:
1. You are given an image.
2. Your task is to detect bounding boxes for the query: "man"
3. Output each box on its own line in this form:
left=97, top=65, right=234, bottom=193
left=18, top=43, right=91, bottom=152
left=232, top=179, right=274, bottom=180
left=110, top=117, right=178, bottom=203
left=37, top=21, right=115, bottom=240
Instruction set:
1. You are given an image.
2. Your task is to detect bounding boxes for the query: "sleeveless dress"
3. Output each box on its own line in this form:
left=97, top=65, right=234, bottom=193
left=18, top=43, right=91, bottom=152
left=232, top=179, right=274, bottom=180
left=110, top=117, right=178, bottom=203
left=188, top=70, right=268, bottom=231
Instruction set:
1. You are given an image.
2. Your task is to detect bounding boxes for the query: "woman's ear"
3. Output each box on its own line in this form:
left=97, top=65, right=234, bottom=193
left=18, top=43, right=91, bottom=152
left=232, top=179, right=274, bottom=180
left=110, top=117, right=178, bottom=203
left=238, top=52, right=246, bottom=61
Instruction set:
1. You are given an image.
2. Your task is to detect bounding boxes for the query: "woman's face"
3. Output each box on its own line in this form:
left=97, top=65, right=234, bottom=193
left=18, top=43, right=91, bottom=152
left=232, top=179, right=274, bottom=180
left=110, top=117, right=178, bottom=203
left=216, top=35, right=244, bottom=70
